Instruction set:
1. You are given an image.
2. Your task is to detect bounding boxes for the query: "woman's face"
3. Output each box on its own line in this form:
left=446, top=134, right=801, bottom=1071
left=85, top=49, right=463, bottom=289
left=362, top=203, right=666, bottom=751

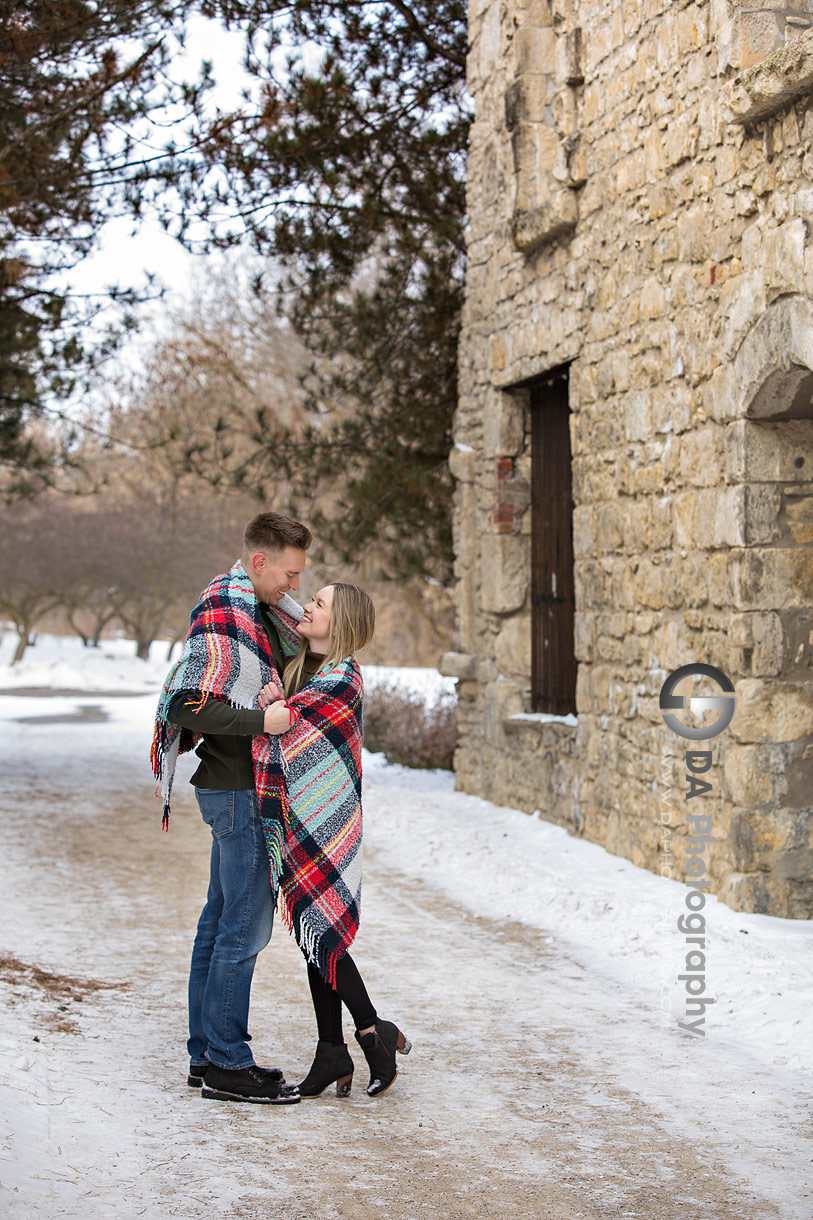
left=298, top=585, right=335, bottom=650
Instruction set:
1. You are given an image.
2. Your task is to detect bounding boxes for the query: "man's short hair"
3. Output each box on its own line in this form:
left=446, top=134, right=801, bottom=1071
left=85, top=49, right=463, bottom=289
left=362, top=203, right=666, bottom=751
left=243, top=512, right=312, bottom=556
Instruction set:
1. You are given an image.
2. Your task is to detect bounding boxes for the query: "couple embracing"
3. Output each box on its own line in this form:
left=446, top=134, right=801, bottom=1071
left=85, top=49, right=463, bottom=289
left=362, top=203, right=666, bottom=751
left=151, top=512, right=410, bottom=1105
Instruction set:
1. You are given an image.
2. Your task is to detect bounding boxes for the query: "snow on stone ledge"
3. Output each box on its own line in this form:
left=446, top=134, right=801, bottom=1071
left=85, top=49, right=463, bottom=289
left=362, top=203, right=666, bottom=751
left=505, top=711, right=579, bottom=727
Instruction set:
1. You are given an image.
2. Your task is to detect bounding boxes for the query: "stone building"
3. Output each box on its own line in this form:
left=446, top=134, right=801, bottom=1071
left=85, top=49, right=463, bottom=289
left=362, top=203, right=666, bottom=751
left=441, top=0, right=813, bottom=917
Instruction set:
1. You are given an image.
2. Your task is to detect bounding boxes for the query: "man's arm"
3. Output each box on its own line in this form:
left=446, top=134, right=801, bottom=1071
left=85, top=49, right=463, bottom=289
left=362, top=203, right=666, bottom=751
left=167, top=691, right=266, bottom=736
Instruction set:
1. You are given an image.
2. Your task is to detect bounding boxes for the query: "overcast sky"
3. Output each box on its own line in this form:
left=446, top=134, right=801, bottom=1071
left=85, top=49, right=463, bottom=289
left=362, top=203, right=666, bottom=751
left=66, top=17, right=258, bottom=311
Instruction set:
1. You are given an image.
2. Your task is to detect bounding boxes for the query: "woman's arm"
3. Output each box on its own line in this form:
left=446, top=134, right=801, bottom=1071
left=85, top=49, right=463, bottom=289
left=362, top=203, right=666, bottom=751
left=258, top=681, right=284, bottom=709
left=263, top=700, right=293, bottom=734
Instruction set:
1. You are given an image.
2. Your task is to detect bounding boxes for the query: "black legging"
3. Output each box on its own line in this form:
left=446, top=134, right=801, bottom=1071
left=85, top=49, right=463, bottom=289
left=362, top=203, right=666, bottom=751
left=307, top=954, right=377, bottom=1045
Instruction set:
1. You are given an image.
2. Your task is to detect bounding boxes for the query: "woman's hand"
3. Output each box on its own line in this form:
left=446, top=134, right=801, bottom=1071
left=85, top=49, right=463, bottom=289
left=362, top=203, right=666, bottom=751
left=258, top=681, right=283, bottom=710
left=263, top=700, right=292, bottom=735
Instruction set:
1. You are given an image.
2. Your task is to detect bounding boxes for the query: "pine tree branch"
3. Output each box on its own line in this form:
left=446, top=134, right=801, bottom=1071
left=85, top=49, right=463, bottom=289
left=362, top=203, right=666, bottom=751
left=386, top=1, right=466, bottom=69
left=0, top=40, right=164, bottom=168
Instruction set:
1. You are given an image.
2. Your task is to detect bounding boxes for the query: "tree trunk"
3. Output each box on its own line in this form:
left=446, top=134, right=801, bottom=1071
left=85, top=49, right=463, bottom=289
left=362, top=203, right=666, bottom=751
left=12, top=628, right=29, bottom=664
left=135, top=638, right=152, bottom=661
left=91, top=606, right=119, bottom=647
left=66, top=609, right=90, bottom=647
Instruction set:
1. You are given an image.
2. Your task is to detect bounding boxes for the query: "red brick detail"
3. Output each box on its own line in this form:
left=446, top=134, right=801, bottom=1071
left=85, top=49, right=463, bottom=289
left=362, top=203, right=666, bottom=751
left=493, top=456, right=529, bottom=534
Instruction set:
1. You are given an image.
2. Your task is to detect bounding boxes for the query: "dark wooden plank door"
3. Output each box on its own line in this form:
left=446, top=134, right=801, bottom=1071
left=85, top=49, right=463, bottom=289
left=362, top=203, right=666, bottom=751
left=531, top=371, right=576, bottom=714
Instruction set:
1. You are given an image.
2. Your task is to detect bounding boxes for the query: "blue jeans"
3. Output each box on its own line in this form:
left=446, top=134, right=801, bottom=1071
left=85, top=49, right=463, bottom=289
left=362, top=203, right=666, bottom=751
left=187, top=788, right=274, bottom=1070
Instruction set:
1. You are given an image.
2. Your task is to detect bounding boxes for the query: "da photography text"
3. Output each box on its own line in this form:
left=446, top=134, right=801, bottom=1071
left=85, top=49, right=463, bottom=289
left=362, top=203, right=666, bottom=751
left=659, top=663, right=736, bottom=1037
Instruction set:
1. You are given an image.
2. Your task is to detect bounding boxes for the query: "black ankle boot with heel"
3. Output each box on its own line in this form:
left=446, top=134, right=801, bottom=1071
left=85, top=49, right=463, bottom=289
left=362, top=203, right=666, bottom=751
left=354, top=1019, right=411, bottom=1097
left=298, top=1040, right=354, bottom=1097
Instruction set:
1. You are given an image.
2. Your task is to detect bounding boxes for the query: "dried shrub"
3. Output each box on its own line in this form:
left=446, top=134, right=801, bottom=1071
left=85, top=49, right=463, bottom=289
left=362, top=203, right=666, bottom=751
left=362, top=682, right=458, bottom=771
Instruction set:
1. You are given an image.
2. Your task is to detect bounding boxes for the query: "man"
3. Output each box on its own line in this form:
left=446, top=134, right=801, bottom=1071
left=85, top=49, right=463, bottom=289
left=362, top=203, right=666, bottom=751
left=152, top=511, right=312, bottom=1104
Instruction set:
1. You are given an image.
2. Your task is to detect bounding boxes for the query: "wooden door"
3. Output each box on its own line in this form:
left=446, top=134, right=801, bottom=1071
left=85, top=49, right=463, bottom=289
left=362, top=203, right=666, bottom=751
left=530, top=371, right=576, bottom=714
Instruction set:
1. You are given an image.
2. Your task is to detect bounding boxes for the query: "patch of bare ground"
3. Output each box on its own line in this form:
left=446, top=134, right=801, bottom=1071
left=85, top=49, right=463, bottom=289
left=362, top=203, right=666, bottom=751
left=0, top=953, right=126, bottom=1034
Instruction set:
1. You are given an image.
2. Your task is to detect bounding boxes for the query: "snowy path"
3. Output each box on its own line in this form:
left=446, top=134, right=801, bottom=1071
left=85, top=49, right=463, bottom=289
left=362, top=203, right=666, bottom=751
left=0, top=690, right=811, bottom=1219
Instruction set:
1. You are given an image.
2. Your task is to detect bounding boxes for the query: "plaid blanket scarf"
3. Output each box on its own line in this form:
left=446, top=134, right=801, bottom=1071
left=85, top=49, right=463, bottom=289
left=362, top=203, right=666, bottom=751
left=254, top=657, right=364, bottom=987
left=150, top=560, right=303, bottom=828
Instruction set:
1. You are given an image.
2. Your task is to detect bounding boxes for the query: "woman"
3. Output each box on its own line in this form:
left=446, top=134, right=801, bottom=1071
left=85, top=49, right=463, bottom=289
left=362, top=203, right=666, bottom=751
left=256, top=582, right=411, bottom=1098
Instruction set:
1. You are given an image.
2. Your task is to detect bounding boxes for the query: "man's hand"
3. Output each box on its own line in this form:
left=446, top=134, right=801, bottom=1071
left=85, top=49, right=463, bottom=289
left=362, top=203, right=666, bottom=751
left=258, top=681, right=283, bottom=710
left=263, top=700, right=292, bottom=735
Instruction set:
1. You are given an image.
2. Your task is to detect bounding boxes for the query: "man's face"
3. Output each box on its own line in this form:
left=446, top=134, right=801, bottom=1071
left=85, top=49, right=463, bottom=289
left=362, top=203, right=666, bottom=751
left=249, top=546, right=307, bottom=605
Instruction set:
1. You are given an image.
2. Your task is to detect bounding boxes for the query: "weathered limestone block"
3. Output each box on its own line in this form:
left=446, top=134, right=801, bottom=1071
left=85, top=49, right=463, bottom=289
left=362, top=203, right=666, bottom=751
left=750, top=610, right=785, bottom=674
left=721, top=26, right=813, bottom=125
left=553, top=133, right=587, bottom=188
left=476, top=1, right=502, bottom=79
left=729, top=806, right=813, bottom=883
left=438, top=652, right=476, bottom=679
left=624, top=499, right=652, bottom=552
left=677, top=205, right=712, bottom=262
left=784, top=489, right=813, bottom=543
left=672, top=492, right=695, bottom=548
left=724, top=741, right=791, bottom=806
left=650, top=497, right=673, bottom=550
left=484, top=393, right=525, bottom=457
left=479, top=534, right=530, bottom=613
left=492, top=677, right=524, bottom=726
left=729, top=546, right=813, bottom=609
left=743, top=484, right=782, bottom=545
left=731, top=678, right=813, bottom=742
left=513, top=0, right=553, bottom=23
left=515, top=24, right=557, bottom=73
left=730, top=610, right=786, bottom=675
left=449, top=444, right=475, bottom=483
left=572, top=504, right=594, bottom=557
left=490, top=333, right=509, bottom=374
left=512, top=122, right=560, bottom=175
left=633, top=559, right=666, bottom=610
left=713, top=485, right=748, bottom=547
left=616, top=148, right=647, bottom=195
left=452, top=736, right=484, bottom=797
left=719, top=271, right=767, bottom=358
left=622, top=0, right=642, bottom=37
left=640, top=275, right=667, bottom=319
left=716, top=871, right=766, bottom=916
left=708, top=552, right=732, bottom=608
left=726, top=418, right=813, bottom=481
left=594, top=501, right=624, bottom=552
left=505, top=74, right=557, bottom=127
left=573, top=611, right=595, bottom=663
left=718, top=11, right=786, bottom=73
left=663, top=111, right=699, bottom=170
left=560, top=26, right=584, bottom=85
left=764, top=217, right=807, bottom=301
left=624, top=392, right=651, bottom=442
left=512, top=189, right=579, bottom=251
left=679, top=426, right=725, bottom=486
left=494, top=612, right=532, bottom=675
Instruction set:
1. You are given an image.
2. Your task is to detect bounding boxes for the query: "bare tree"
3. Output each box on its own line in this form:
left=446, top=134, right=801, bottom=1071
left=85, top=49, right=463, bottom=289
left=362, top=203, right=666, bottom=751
left=0, top=497, right=68, bottom=662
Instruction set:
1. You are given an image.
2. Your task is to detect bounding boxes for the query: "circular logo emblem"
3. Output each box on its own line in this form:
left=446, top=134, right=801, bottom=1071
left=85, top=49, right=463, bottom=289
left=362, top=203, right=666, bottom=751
left=659, top=663, right=736, bottom=741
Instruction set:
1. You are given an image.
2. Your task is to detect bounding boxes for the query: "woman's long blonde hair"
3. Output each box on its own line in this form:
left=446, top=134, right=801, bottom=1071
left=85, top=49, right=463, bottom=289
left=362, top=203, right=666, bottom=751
left=283, top=582, right=375, bottom=695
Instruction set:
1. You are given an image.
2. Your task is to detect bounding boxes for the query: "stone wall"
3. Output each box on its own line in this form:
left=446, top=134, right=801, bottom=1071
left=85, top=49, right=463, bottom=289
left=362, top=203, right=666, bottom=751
left=445, top=0, right=813, bottom=917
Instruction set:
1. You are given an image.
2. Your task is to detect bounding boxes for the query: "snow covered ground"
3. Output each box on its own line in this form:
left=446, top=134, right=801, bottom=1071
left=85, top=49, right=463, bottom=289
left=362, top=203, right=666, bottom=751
left=0, top=632, right=456, bottom=705
left=1, top=634, right=811, bottom=1219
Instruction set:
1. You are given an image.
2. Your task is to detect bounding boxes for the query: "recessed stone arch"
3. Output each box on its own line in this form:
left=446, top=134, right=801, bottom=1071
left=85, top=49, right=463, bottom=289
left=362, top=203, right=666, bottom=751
left=709, top=294, right=813, bottom=917
left=712, top=295, right=813, bottom=421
